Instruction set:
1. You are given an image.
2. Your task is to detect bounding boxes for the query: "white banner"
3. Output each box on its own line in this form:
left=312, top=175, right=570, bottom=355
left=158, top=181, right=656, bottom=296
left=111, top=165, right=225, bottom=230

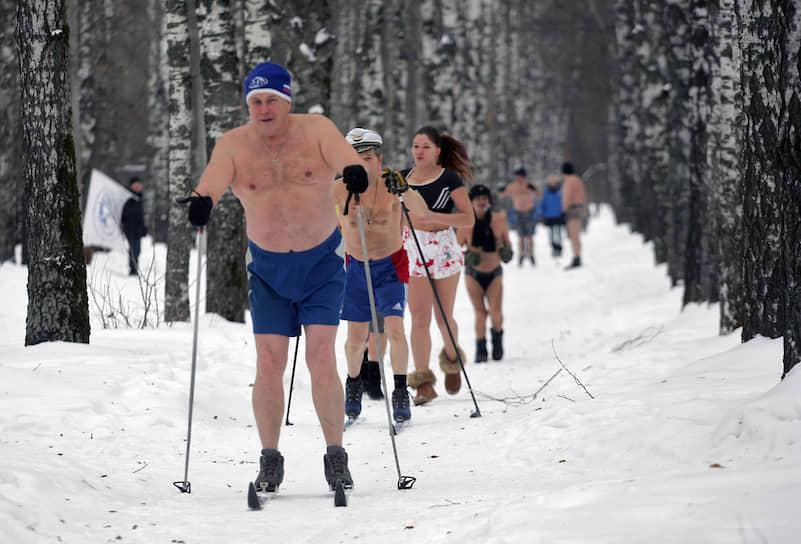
left=82, top=169, right=132, bottom=252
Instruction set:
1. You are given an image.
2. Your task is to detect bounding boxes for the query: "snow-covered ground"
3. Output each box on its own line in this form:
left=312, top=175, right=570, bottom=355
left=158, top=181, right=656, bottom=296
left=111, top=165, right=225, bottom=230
left=1, top=205, right=798, bottom=543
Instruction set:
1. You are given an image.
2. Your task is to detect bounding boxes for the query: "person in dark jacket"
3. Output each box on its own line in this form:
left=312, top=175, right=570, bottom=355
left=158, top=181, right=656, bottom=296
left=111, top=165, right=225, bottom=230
left=120, top=176, right=147, bottom=276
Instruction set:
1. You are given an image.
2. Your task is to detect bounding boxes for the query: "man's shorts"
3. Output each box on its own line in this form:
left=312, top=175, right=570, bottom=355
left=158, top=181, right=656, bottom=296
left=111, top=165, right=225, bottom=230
left=516, top=209, right=537, bottom=236
left=246, top=229, right=346, bottom=336
left=566, top=204, right=587, bottom=222
left=402, top=227, right=463, bottom=279
left=342, top=247, right=408, bottom=322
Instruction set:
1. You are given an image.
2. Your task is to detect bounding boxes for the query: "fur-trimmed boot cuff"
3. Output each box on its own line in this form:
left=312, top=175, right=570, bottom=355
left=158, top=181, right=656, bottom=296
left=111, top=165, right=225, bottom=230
left=438, top=346, right=466, bottom=375
left=408, top=368, right=437, bottom=390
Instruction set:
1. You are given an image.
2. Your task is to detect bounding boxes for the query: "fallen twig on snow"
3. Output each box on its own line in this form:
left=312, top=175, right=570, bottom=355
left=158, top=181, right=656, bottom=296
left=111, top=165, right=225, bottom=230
left=551, top=339, right=594, bottom=399
left=477, top=368, right=562, bottom=406
left=611, top=326, right=663, bottom=353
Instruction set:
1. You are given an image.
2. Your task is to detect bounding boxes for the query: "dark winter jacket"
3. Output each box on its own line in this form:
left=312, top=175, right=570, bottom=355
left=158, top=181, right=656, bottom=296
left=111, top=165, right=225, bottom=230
left=121, top=194, right=147, bottom=240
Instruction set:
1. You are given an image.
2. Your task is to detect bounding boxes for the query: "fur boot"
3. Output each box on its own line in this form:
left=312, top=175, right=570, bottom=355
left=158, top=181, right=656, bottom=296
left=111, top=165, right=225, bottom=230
left=408, top=368, right=437, bottom=406
left=439, top=346, right=466, bottom=395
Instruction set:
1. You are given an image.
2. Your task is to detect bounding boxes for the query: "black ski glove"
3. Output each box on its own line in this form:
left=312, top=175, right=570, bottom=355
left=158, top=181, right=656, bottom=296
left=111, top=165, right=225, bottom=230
left=382, top=168, right=409, bottom=195
left=177, top=194, right=213, bottom=227
left=343, top=164, right=368, bottom=194
left=499, top=246, right=513, bottom=263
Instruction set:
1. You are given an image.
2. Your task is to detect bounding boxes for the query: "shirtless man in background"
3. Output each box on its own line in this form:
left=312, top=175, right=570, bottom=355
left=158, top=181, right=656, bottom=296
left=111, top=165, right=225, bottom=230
left=499, top=168, right=539, bottom=266
left=181, top=62, right=367, bottom=494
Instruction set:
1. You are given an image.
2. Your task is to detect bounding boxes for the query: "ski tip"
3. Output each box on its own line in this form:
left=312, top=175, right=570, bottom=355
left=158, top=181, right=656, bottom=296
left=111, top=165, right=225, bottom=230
left=247, top=482, right=263, bottom=510
left=334, top=479, right=347, bottom=507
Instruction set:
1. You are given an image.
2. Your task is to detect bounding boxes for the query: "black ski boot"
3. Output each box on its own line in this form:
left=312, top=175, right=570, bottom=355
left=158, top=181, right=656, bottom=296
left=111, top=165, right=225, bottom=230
left=255, top=448, right=284, bottom=492
left=475, top=338, right=488, bottom=363
left=392, top=388, right=411, bottom=422
left=359, top=357, right=384, bottom=400
left=565, top=256, right=581, bottom=269
left=323, top=445, right=353, bottom=490
left=491, top=329, right=504, bottom=361
left=345, top=376, right=363, bottom=418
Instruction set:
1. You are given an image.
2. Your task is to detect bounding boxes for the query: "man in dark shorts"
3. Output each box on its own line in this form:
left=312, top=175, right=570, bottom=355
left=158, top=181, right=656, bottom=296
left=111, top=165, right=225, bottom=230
left=499, top=168, right=539, bottom=266
left=456, top=185, right=514, bottom=362
left=181, top=62, right=368, bottom=494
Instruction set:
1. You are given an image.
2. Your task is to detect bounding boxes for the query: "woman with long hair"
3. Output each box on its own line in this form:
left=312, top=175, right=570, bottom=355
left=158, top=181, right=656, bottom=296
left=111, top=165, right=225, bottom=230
left=401, top=126, right=474, bottom=405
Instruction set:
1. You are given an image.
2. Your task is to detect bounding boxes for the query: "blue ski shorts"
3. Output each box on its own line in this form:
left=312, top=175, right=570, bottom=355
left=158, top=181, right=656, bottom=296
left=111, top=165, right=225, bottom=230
left=342, top=247, right=408, bottom=323
left=246, top=229, right=346, bottom=336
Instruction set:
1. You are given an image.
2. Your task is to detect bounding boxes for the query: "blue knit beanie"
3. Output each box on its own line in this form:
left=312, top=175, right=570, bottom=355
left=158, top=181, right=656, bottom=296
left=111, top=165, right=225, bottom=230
left=244, top=62, right=292, bottom=103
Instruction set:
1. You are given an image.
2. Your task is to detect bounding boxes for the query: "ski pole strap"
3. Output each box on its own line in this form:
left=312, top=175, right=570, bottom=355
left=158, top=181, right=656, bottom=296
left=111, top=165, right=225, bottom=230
left=343, top=191, right=360, bottom=215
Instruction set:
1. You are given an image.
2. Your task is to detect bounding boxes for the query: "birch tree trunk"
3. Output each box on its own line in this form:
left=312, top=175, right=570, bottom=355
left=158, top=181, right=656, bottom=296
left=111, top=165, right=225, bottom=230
left=778, top=1, right=801, bottom=377
left=148, top=0, right=170, bottom=242
left=164, top=0, right=194, bottom=322
left=0, top=0, right=22, bottom=262
left=683, top=0, right=716, bottom=305
left=17, top=0, right=90, bottom=345
left=737, top=0, right=786, bottom=343
left=613, top=0, right=645, bottom=226
left=73, top=0, right=105, bottom=196
left=197, top=0, right=247, bottom=323
left=708, top=0, right=744, bottom=334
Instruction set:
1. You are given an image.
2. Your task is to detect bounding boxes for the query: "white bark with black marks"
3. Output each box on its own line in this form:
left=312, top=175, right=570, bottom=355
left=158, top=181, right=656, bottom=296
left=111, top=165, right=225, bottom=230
left=17, top=0, right=90, bottom=345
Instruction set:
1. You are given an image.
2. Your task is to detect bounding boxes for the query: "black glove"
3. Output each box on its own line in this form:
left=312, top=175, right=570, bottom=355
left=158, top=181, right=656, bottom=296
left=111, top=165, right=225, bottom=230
left=464, top=250, right=481, bottom=268
left=177, top=194, right=213, bottom=227
left=499, top=246, right=513, bottom=263
left=343, top=164, right=368, bottom=194
left=382, top=168, right=409, bottom=195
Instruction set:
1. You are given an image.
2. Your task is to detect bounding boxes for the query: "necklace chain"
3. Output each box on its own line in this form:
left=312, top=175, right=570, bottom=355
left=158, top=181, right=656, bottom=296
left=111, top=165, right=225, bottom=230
left=363, top=182, right=379, bottom=225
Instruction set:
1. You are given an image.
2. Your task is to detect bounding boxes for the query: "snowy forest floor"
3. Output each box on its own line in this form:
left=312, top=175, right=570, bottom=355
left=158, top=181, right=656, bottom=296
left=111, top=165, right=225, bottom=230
left=1, top=204, right=799, bottom=543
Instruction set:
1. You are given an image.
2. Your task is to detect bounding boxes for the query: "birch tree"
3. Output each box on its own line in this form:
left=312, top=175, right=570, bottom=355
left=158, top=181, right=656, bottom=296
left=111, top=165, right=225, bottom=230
left=682, top=0, right=716, bottom=306
left=164, top=0, right=194, bottom=322
left=197, top=0, right=247, bottom=323
left=17, top=0, right=90, bottom=345
left=737, top=0, right=787, bottom=343
left=0, top=0, right=22, bottom=262
left=147, top=0, right=170, bottom=242
left=708, top=0, right=743, bottom=334
left=781, top=3, right=801, bottom=378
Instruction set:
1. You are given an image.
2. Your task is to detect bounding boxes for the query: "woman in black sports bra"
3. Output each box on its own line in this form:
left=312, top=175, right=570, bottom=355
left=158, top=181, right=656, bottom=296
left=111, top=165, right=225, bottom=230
left=401, top=126, right=475, bottom=405
left=456, top=184, right=514, bottom=363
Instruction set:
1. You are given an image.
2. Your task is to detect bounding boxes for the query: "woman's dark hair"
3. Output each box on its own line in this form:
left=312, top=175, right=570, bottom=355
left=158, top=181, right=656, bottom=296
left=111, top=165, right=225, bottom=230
left=415, top=126, right=473, bottom=181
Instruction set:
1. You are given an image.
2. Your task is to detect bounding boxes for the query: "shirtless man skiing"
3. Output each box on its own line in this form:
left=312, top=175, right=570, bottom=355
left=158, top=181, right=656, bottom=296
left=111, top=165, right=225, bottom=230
left=181, top=62, right=368, bottom=495
left=334, top=127, right=430, bottom=425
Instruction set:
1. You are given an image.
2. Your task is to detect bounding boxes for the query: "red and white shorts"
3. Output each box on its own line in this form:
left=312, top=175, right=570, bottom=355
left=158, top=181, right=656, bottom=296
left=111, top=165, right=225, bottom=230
left=402, top=227, right=464, bottom=279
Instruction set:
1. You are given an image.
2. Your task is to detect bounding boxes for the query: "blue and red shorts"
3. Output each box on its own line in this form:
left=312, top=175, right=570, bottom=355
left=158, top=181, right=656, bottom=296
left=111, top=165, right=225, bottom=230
left=342, top=247, right=408, bottom=322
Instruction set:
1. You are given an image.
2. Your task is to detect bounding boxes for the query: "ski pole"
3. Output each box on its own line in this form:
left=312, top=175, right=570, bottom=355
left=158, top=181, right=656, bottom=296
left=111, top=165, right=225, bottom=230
left=353, top=194, right=416, bottom=490
left=400, top=197, right=481, bottom=418
left=174, top=227, right=205, bottom=493
left=285, top=332, right=301, bottom=426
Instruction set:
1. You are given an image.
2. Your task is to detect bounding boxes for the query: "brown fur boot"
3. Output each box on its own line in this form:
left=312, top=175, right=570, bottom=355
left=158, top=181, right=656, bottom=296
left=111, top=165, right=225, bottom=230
left=439, top=346, right=466, bottom=395
left=408, top=369, right=438, bottom=406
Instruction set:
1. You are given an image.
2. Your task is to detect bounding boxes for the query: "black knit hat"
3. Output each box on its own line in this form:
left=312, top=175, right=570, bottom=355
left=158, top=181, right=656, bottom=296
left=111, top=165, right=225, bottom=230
left=468, top=184, right=492, bottom=203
